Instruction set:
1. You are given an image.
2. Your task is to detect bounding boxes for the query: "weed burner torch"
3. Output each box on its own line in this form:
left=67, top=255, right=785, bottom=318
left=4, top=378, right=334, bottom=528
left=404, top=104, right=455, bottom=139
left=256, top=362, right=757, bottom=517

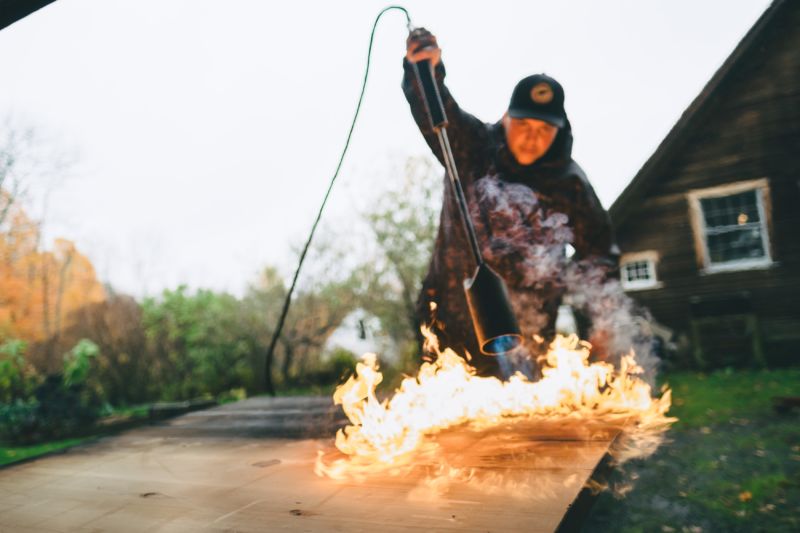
left=411, top=58, right=522, bottom=355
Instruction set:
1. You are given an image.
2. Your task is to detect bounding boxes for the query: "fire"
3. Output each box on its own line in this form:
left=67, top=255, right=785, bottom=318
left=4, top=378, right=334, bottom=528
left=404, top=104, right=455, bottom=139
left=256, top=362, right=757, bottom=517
left=315, top=326, right=676, bottom=484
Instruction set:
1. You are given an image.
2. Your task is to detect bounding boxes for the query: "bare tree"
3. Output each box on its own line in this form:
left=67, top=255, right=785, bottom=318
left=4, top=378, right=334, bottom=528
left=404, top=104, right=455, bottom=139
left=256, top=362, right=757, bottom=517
left=249, top=232, right=362, bottom=395
left=0, top=115, right=73, bottom=235
left=359, top=156, right=441, bottom=360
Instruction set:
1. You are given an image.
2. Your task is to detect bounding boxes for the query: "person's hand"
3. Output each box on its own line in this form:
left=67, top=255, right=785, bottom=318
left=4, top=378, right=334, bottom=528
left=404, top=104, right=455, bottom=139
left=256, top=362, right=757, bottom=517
left=406, top=27, right=441, bottom=66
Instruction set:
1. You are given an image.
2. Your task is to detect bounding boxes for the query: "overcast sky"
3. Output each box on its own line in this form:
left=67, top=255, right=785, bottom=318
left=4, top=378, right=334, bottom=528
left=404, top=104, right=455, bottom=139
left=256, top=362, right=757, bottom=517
left=0, top=0, right=772, bottom=297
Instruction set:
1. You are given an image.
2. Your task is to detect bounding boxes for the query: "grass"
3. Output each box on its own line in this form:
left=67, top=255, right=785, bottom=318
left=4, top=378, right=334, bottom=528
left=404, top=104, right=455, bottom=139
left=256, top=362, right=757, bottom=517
left=108, top=405, right=150, bottom=418
left=585, top=367, right=800, bottom=533
left=0, top=437, right=92, bottom=467
left=272, top=384, right=337, bottom=397
left=0, top=403, right=152, bottom=468
left=663, top=368, right=800, bottom=429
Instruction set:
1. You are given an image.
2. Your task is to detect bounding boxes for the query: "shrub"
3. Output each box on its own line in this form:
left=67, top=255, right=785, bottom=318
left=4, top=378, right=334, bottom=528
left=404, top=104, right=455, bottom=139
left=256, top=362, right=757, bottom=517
left=142, top=287, right=259, bottom=400
left=0, top=399, right=39, bottom=442
left=328, top=348, right=358, bottom=382
left=63, top=339, right=100, bottom=388
left=0, top=339, right=105, bottom=444
left=0, top=339, right=39, bottom=404
left=299, top=347, right=358, bottom=387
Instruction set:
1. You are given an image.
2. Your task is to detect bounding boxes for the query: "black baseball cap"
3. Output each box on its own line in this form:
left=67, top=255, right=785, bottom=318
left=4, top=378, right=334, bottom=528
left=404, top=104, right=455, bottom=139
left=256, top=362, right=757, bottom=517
left=507, top=74, right=566, bottom=128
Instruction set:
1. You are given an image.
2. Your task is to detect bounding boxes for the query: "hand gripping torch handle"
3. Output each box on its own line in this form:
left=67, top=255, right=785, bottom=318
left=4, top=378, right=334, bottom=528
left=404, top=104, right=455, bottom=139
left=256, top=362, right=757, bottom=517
left=410, top=58, right=523, bottom=356
left=412, top=59, right=448, bottom=130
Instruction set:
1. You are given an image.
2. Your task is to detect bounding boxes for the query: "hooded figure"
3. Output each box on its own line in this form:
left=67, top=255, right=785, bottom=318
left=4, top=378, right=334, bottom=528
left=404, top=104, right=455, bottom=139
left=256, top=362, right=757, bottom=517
left=403, top=28, right=619, bottom=378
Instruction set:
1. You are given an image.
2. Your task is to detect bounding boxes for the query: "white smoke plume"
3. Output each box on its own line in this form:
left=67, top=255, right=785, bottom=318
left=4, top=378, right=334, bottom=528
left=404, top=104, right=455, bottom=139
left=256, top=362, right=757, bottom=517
left=469, top=175, right=660, bottom=382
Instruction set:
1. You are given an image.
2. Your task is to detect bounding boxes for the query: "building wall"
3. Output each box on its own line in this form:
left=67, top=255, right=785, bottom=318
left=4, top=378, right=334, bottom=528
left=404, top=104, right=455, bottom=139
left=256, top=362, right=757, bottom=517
left=616, top=3, right=800, bottom=366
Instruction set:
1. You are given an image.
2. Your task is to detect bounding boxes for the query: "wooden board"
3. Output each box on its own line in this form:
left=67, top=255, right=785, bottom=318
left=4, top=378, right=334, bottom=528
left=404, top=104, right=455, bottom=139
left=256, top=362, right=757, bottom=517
left=0, top=397, right=617, bottom=532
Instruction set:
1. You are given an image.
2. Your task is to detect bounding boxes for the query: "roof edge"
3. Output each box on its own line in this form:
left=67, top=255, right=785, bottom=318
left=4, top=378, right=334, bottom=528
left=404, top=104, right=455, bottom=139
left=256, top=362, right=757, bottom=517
left=609, top=0, right=787, bottom=228
left=0, top=0, right=58, bottom=32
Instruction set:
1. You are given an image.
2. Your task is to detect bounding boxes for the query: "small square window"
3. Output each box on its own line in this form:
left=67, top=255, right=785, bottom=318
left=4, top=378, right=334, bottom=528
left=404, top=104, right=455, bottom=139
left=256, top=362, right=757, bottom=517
left=620, top=252, right=659, bottom=291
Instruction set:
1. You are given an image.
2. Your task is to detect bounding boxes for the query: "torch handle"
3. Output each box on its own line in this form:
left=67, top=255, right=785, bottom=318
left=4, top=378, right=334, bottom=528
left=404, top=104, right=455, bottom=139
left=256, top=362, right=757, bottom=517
left=412, top=59, right=448, bottom=130
left=436, top=129, right=484, bottom=267
left=411, top=59, right=484, bottom=267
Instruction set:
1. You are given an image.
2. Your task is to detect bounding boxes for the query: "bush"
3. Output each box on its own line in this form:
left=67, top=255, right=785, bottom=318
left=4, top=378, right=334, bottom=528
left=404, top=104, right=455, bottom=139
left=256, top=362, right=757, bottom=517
left=0, top=399, right=39, bottom=442
left=299, top=347, right=358, bottom=387
left=328, top=348, right=358, bottom=382
left=0, top=339, right=105, bottom=444
left=217, top=387, right=247, bottom=404
left=58, top=295, right=152, bottom=405
left=0, top=339, right=39, bottom=404
left=141, top=287, right=259, bottom=400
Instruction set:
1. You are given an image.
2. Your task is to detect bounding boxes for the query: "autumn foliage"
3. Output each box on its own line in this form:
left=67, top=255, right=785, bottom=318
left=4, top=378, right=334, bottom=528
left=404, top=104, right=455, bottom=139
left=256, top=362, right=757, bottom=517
left=0, top=194, right=105, bottom=369
left=1, top=186, right=111, bottom=442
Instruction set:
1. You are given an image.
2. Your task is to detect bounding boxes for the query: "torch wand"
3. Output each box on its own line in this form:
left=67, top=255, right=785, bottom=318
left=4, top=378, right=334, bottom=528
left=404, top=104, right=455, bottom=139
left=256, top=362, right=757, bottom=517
left=410, top=58, right=522, bottom=355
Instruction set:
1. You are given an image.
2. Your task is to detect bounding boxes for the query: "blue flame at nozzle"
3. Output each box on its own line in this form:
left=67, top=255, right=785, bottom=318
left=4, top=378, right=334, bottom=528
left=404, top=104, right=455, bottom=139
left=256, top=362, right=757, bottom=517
left=483, top=335, right=521, bottom=355
left=488, top=336, right=535, bottom=381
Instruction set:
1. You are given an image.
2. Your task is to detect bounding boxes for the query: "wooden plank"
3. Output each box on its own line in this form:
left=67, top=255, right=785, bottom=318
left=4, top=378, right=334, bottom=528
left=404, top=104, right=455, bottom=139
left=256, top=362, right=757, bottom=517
left=0, top=397, right=617, bottom=532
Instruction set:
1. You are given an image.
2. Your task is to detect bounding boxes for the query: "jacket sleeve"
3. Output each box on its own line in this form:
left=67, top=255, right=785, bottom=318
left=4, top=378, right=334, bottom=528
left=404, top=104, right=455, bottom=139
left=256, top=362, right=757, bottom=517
left=402, top=58, right=487, bottom=179
left=570, top=174, right=621, bottom=279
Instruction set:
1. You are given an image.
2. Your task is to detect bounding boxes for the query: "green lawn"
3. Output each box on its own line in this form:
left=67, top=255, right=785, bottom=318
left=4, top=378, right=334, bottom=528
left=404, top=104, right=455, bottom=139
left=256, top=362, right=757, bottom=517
left=585, top=368, right=800, bottom=532
left=665, top=369, right=800, bottom=429
left=0, top=437, right=91, bottom=467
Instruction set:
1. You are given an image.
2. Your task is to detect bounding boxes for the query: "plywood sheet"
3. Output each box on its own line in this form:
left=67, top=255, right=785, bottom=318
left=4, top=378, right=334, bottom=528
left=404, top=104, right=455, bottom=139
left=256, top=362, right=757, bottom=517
left=0, top=397, right=617, bottom=532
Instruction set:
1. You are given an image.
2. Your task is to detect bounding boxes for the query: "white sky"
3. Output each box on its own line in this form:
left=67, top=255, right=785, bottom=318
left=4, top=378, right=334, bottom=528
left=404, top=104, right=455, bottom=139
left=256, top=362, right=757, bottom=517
left=0, top=0, right=771, bottom=297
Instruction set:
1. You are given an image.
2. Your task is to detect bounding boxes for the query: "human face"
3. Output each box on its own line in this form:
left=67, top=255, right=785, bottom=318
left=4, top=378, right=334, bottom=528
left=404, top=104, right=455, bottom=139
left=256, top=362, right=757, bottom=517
left=503, top=115, right=559, bottom=166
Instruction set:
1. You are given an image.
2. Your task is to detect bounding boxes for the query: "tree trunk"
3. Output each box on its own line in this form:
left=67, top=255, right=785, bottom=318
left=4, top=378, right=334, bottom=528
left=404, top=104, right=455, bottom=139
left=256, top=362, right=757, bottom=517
left=51, top=249, right=73, bottom=357
left=281, top=340, right=294, bottom=386
left=263, top=338, right=277, bottom=397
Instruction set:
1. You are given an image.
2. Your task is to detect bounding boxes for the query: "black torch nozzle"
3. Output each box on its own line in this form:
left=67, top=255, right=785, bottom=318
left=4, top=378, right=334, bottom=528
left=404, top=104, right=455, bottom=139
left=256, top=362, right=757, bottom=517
left=464, top=263, right=523, bottom=355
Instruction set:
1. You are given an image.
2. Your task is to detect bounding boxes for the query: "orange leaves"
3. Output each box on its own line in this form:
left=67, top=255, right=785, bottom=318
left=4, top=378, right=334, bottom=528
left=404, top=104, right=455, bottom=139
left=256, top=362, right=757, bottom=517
left=0, top=193, right=104, bottom=344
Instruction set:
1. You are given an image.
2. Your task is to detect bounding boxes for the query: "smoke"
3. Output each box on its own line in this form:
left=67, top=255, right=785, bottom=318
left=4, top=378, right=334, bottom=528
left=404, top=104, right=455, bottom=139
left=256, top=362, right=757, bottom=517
left=564, top=262, right=661, bottom=381
left=469, top=175, right=660, bottom=381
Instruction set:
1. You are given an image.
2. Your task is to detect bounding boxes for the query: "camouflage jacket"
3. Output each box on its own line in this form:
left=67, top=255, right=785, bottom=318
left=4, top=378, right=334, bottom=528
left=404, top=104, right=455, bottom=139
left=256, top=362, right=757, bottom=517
left=402, top=59, right=618, bottom=376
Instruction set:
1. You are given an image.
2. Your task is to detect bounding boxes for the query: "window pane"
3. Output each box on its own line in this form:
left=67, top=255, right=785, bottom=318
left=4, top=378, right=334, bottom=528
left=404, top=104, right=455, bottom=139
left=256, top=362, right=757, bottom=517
left=699, top=189, right=766, bottom=265
left=707, top=226, right=765, bottom=263
left=624, top=260, right=652, bottom=282
left=701, top=190, right=760, bottom=228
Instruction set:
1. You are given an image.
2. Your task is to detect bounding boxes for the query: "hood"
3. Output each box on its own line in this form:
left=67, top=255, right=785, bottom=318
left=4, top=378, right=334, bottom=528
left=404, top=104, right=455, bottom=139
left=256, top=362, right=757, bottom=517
left=490, top=116, right=574, bottom=180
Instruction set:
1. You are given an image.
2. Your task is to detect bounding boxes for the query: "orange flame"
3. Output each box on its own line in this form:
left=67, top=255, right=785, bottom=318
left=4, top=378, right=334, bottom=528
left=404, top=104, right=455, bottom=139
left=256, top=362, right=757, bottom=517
left=316, top=326, right=675, bottom=483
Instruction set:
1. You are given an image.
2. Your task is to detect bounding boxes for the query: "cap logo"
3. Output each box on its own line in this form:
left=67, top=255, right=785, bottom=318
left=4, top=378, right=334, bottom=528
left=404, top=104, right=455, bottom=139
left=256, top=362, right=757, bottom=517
left=531, top=82, right=553, bottom=104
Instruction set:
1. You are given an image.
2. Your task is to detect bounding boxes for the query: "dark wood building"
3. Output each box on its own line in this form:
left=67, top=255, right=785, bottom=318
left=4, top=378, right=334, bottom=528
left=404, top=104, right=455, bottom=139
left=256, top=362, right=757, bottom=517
left=609, top=0, right=800, bottom=368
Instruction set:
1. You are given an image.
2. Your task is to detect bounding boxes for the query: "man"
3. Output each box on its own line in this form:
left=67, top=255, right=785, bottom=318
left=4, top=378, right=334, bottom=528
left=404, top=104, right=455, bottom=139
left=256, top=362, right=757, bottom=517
left=404, top=28, right=619, bottom=377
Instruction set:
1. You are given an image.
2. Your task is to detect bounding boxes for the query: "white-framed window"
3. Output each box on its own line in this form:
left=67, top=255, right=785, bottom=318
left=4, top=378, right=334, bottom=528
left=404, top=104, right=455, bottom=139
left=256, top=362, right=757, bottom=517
left=688, top=178, right=772, bottom=273
left=620, top=251, right=660, bottom=291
